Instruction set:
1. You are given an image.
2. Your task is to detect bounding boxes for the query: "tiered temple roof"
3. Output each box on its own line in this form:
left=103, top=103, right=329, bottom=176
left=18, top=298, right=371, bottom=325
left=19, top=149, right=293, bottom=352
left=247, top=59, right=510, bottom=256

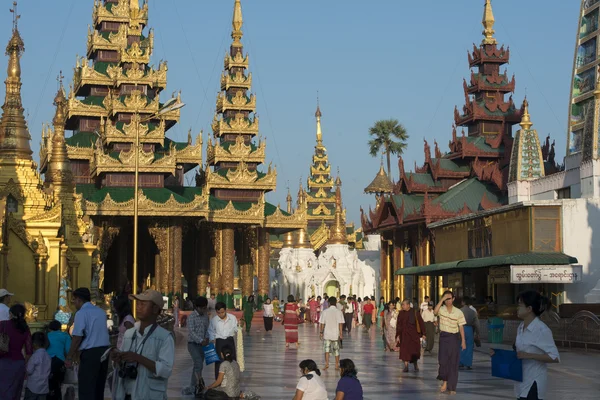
left=362, top=0, right=559, bottom=233
left=39, top=0, right=303, bottom=228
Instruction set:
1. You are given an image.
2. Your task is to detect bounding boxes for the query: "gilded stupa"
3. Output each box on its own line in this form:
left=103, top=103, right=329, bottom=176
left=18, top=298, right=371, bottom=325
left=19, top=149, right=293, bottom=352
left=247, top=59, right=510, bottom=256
left=1, top=3, right=95, bottom=321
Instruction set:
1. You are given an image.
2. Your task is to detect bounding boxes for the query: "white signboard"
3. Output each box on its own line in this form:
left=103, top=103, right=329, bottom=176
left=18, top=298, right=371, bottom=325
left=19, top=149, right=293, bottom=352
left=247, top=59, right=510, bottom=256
left=510, top=265, right=583, bottom=284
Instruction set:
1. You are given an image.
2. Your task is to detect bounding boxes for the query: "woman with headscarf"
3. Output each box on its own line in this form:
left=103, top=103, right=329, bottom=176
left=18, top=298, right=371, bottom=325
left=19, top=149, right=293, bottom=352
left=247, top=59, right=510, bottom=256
left=395, top=299, right=425, bottom=372
left=0, top=304, right=33, bottom=400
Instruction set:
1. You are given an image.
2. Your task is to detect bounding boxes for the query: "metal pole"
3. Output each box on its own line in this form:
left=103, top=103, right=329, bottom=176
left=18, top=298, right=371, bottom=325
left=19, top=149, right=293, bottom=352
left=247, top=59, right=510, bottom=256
left=133, top=113, right=139, bottom=318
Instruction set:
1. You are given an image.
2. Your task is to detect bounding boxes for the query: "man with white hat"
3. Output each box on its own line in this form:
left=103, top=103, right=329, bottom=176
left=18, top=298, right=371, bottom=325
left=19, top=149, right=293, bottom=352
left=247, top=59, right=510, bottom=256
left=0, top=288, right=14, bottom=321
left=112, top=289, right=175, bottom=400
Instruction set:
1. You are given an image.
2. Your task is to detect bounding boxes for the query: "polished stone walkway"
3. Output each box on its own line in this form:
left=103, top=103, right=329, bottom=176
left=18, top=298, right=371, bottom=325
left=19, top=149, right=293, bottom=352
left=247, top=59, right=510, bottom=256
left=162, top=317, right=599, bottom=400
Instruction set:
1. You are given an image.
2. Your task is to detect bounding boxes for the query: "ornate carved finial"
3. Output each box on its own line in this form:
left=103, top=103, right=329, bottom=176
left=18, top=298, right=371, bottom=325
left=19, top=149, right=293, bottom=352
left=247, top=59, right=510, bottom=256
left=315, top=99, right=323, bottom=146
left=286, top=186, right=293, bottom=214
left=10, top=2, right=20, bottom=32
left=519, top=97, right=532, bottom=130
left=231, top=0, right=243, bottom=45
left=187, top=128, right=192, bottom=145
left=482, top=0, right=497, bottom=45
left=130, top=0, right=140, bottom=11
left=328, top=180, right=347, bottom=245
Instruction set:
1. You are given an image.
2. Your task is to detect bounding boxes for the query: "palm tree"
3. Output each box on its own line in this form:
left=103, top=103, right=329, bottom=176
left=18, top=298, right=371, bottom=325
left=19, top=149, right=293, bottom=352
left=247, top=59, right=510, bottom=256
left=368, top=119, right=409, bottom=177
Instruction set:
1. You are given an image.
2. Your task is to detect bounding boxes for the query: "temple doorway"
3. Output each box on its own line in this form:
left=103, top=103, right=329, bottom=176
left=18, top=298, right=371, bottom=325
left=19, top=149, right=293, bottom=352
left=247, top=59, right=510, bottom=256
left=324, top=280, right=340, bottom=297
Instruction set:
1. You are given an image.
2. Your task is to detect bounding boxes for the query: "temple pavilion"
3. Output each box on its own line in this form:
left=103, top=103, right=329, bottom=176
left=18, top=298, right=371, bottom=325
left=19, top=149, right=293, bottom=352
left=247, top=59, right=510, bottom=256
left=32, top=0, right=305, bottom=310
left=361, top=0, right=561, bottom=304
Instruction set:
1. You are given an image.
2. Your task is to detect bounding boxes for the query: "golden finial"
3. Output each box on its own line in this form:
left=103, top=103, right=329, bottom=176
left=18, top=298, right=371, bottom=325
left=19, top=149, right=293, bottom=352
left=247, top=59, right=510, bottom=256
left=519, top=97, right=533, bottom=130
left=315, top=100, right=323, bottom=146
left=328, top=182, right=347, bottom=245
left=482, top=0, right=497, bottom=45
left=286, top=185, right=293, bottom=214
left=45, top=76, right=73, bottom=188
left=187, top=128, right=192, bottom=145
left=130, top=0, right=140, bottom=11
left=232, top=0, right=243, bottom=44
left=10, top=2, right=20, bottom=32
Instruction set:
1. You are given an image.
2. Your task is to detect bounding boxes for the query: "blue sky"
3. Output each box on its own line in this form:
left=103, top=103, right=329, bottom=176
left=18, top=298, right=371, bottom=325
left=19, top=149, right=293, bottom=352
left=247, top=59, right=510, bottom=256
left=1, top=0, right=579, bottom=226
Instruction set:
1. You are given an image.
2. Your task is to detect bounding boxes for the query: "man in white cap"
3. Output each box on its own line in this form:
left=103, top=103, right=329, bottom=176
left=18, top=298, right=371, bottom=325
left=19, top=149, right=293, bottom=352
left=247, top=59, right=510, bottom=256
left=112, top=289, right=175, bottom=400
left=0, top=288, right=14, bottom=321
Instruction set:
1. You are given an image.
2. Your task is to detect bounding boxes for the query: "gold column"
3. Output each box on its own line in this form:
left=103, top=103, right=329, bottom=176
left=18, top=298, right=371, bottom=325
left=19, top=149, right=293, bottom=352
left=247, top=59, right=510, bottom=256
left=35, top=251, right=48, bottom=306
left=154, top=254, right=161, bottom=290
left=172, top=222, right=182, bottom=295
left=425, top=238, right=431, bottom=298
left=209, top=255, right=218, bottom=297
left=257, top=227, right=270, bottom=298
left=386, top=240, right=392, bottom=302
left=221, top=225, right=235, bottom=296
left=380, top=242, right=387, bottom=300
left=198, top=274, right=209, bottom=297
left=149, top=225, right=169, bottom=294
left=399, top=246, right=405, bottom=301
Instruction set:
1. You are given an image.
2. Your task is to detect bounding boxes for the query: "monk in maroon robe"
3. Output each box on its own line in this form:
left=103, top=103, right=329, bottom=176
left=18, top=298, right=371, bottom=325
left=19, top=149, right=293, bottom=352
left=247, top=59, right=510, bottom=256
left=396, top=299, right=425, bottom=372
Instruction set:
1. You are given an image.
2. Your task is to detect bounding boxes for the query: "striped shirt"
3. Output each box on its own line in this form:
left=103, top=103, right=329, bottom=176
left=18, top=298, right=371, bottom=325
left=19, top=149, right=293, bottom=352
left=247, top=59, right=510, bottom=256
left=436, top=305, right=466, bottom=334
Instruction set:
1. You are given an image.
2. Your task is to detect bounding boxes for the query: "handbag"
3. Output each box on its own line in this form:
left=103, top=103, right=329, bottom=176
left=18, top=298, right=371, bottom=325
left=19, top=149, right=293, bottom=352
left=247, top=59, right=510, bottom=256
left=63, top=366, right=78, bottom=385
left=203, top=343, right=220, bottom=365
left=0, top=321, right=9, bottom=354
left=414, top=310, right=421, bottom=335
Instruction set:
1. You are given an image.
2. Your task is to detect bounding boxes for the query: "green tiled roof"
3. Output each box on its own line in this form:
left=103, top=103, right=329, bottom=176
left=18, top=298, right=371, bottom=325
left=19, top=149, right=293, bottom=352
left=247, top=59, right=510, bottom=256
left=396, top=252, right=578, bottom=276
left=76, top=184, right=203, bottom=204
left=405, top=173, right=442, bottom=187
left=162, top=138, right=188, bottom=151
left=471, top=73, right=509, bottom=88
left=390, top=194, right=424, bottom=218
left=94, top=62, right=117, bottom=76
left=433, top=158, right=470, bottom=173
left=66, top=131, right=97, bottom=148
left=476, top=99, right=516, bottom=117
left=466, top=136, right=503, bottom=153
left=431, top=178, right=505, bottom=213
left=81, top=96, right=106, bottom=107
left=221, top=141, right=258, bottom=152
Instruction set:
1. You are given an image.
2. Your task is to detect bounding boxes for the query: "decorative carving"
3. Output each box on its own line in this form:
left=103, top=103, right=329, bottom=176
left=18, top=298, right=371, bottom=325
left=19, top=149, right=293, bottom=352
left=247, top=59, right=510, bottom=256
left=24, top=302, right=38, bottom=323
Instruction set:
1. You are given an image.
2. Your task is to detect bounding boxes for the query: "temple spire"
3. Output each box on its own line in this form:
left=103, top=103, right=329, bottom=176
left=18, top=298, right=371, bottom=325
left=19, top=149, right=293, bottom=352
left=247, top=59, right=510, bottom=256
left=232, top=0, right=243, bottom=46
left=46, top=74, right=73, bottom=188
left=328, top=178, right=347, bottom=245
left=315, top=101, right=323, bottom=147
left=0, top=1, right=32, bottom=158
left=519, top=97, right=532, bottom=130
left=130, top=0, right=140, bottom=11
left=286, top=187, right=293, bottom=214
left=482, top=0, right=497, bottom=45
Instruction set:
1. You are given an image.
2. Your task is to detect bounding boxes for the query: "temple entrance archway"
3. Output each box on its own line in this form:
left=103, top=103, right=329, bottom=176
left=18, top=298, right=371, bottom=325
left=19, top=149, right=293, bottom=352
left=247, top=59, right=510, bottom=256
left=324, top=280, right=340, bottom=297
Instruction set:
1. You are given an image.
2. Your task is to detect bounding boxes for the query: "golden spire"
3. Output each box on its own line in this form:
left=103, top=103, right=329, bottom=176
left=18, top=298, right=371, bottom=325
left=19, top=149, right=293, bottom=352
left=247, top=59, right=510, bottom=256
left=328, top=179, right=346, bottom=245
left=130, top=0, right=140, bottom=11
left=0, top=1, right=32, bottom=158
left=482, top=0, right=497, bottom=45
left=364, top=164, right=394, bottom=194
left=315, top=101, right=323, bottom=147
left=231, top=0, right=243, bottom=47
left=286, top=187, right=293, bottom=213
left=519, top=97, right=533, bottom=130
left=46, top=74, right=73, bottom=188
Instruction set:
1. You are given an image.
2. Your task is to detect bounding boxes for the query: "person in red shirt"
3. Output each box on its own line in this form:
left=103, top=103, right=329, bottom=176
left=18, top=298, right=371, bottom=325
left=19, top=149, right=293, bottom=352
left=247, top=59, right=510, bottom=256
left=363, top=298, right=376, bottom=331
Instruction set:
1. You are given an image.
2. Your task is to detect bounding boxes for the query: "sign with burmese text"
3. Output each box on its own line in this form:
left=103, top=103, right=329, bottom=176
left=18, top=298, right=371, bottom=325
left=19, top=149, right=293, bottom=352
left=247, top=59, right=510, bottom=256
left=510, top=265, right=583, bottom=284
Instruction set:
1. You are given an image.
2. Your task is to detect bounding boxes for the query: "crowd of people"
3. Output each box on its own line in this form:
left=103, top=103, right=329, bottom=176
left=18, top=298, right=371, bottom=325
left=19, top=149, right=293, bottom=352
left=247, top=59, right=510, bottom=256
left=0, top=286, right=560, bottom=400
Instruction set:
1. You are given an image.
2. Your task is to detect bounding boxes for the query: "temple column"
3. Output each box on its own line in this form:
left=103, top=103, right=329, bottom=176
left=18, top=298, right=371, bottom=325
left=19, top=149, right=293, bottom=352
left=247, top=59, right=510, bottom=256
left=34, top=250, right=48, bottom=307
left=424, top=237, right=431, bottom=298
left=170, top=221, right=182, bottom=295
left=149, top=224, right=169, bottom=294
left=380, top=240, right=387, bottom=301
left=212, top=225, right=222, bottom=300
left=257, top=227, right=270, bottom=307
left=197, top=226, right=211, bottom=296
left=154, top=254, right=161, bottom=291
left=221, top=225, right=235, bottom=308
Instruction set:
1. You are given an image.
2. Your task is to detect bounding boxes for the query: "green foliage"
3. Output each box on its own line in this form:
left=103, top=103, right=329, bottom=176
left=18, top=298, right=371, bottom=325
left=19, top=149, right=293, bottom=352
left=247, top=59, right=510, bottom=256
left=368, top=119, right=409, bottom=176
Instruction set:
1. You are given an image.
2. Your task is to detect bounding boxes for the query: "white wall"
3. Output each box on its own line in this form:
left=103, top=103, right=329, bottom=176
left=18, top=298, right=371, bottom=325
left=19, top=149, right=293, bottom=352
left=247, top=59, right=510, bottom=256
left=561, top=198, right=600, bottom=303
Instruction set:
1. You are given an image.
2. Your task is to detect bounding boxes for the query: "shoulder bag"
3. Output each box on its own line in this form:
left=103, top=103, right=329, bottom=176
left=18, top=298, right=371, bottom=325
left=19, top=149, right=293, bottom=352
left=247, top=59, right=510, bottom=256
left=0, top=321, right=9, bottom=354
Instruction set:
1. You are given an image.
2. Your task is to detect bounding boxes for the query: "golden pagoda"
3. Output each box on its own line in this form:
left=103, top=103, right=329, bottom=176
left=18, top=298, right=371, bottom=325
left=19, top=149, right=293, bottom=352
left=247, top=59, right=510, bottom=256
left=1, top=3, right=95, bottom=321
left=38, top=0, right=303, bottom=308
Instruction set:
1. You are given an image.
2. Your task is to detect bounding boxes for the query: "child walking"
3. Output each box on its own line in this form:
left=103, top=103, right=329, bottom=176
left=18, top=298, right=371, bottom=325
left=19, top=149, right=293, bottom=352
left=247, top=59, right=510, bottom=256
left=25, top=331, right=52, bottom=400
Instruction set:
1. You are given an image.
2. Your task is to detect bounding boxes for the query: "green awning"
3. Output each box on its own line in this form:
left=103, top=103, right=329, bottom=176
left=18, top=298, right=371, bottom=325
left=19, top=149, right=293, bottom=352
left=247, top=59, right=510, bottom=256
left=395, top=252, right=578, bottom=276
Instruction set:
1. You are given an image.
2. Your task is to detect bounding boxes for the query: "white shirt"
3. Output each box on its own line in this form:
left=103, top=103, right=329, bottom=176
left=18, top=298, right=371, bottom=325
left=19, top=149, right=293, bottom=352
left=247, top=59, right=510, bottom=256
left=421, top=309, right=435, bottom=323
left=336, top=303, right=343, bottom=311
left=0, top=303, right=9, bottom=321
left=296, top=371, right=328, bottom=400
left=319, top=307, right=344, bottom=341
left=208, top=313, right=238, bottom=341
left=514, top=317, right=560, bottom=399
left=263, top=304, right=274, bottom=318
left=420, top=302, right=429, bottom=313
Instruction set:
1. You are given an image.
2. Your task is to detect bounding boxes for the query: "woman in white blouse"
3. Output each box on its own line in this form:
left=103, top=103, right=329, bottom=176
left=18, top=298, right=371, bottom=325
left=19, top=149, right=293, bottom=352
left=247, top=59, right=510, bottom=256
left=292, top=359, right=328, bottom=400
left=513, top=290, right=559, bottom=400
left=263, top=297, right=274, bottom=333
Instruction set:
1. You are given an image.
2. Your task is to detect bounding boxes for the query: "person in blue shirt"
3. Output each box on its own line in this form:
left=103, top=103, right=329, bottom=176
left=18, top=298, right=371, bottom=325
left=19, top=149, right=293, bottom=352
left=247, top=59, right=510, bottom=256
left=46, top=320, right=71, bottom=400
left=335, top=359, right=363, bottom=400
left=65, top=287, right=110, bottom=400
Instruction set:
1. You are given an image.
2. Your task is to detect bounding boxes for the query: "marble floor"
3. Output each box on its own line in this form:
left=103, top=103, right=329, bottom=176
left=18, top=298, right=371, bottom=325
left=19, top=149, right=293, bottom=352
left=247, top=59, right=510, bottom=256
left=158, top=317, right=599, bottom=400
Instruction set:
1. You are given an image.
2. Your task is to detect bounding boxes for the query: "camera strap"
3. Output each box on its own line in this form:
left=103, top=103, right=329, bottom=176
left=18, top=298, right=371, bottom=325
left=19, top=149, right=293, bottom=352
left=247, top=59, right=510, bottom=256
left=129, top=323, right=159, bottom=356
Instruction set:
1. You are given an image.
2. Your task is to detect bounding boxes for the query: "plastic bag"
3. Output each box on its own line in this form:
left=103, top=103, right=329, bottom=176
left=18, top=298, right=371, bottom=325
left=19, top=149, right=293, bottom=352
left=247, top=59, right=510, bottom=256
left=203, top=343, right=220, bottom=365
